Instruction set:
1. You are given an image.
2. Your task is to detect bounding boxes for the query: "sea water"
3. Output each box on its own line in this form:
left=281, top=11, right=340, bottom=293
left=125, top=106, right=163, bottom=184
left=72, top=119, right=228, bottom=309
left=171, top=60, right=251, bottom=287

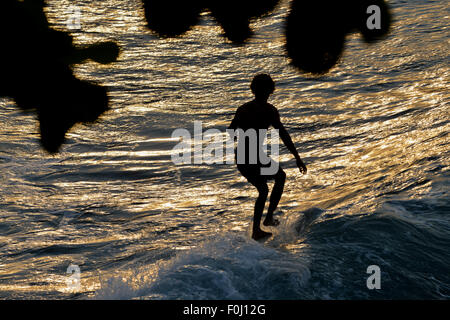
left=0, top=0, right=448, bottom=299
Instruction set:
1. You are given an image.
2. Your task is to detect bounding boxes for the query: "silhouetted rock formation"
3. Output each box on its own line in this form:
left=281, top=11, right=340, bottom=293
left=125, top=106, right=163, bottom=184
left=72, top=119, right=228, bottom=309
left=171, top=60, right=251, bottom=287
left=0, top=0, right=119, bottom=153
left=286, top=0, right=391, bottom=74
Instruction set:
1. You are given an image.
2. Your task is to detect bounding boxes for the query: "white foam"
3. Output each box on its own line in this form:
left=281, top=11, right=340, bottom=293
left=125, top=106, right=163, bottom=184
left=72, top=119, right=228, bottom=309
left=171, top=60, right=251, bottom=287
left=93, top=233, right=311, bottom=299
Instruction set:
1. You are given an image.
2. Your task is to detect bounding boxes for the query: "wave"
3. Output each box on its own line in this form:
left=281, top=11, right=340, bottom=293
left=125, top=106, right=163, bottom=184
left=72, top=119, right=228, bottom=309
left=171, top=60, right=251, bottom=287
left=94, top=231, right=312, bottom=300
left=93, top=188, right=450, bottom=300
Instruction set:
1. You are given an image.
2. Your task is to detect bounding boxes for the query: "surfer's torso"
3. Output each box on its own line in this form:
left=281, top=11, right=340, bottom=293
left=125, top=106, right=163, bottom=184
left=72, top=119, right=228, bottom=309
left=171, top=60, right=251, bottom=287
left=231, top=100, right=279, bottom=131
left=230, top=100, right=281, bottom=168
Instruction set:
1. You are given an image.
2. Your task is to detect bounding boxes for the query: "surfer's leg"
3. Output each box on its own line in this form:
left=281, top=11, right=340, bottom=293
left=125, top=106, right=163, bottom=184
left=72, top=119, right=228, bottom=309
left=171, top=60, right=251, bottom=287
left=264, top=168, right=286, bottom=226
left=251, top=180, right=272, bottom=240
left=238, top=164, right=272, bottom=240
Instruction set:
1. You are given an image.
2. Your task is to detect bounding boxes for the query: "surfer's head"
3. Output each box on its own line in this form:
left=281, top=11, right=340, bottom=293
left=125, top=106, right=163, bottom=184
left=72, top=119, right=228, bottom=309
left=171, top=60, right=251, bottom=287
left=251, top=74, right=275, bottom=101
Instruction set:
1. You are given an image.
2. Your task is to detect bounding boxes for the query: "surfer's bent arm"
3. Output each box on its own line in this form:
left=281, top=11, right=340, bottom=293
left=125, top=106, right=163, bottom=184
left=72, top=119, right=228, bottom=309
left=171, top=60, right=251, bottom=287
left=272, top=108, right=307, bottom=174
left=271, top=108, right=299, bottom=158
left=228, top=109, right=240, bottom=141
left=279, top=125, right=301, bottom=161
left=229, top=107, right=241, bottom=130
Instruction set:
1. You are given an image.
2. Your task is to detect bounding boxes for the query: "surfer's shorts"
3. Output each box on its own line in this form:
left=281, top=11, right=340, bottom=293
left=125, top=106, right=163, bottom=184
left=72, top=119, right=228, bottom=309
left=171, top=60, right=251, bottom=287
left=237, top=160, right=284, bottom=185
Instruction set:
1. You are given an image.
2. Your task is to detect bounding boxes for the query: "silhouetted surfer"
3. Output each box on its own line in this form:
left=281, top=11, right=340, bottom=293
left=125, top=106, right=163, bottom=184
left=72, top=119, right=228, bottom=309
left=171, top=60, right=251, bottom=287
left=229, top=74, right=307, bottom=240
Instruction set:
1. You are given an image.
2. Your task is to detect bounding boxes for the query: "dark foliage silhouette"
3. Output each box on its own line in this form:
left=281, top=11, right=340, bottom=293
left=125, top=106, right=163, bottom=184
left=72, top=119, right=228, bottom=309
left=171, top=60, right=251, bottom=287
left=143, top=0, right=391, bottom=72
left=286, top=0, right=391, bottom=74
left=1, top=0, right=392, bottom=153
left=143, top=0, right=205, bottom=38
left=0, top=0, right=119, bottom=153
left=208, top=0, right=280, bottom=44
left=143, top=0, right=280, bottom=44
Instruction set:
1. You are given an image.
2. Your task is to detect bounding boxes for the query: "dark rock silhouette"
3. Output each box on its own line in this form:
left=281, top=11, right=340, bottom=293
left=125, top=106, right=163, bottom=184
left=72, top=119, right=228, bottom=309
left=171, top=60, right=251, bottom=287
left=0, top=0, right=119, bottom=153
left=286, top=0, right=391, bottom=74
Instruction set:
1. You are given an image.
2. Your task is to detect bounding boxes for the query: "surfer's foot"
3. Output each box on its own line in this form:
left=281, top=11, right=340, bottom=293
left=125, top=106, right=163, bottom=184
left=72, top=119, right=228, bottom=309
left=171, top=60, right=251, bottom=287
left=263, top=217, right=280, bottom=227
left=252, top=229, right=272, bottom=241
